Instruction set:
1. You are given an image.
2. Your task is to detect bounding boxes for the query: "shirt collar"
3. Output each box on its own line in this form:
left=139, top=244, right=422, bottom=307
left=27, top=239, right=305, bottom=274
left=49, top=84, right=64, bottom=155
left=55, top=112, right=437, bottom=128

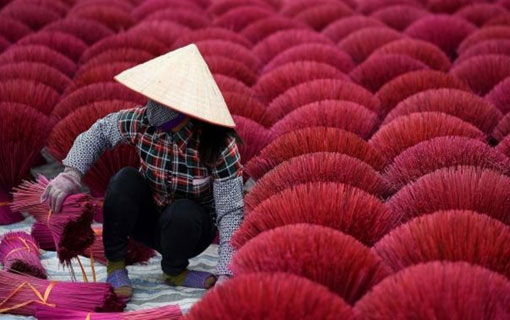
left=172, top=119, right=194, bottom=152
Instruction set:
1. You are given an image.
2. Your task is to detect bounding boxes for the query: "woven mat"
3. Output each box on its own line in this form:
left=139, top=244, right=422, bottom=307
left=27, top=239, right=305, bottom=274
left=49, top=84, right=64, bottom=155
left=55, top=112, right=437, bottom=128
left=0, top=215, right=218, bottom=319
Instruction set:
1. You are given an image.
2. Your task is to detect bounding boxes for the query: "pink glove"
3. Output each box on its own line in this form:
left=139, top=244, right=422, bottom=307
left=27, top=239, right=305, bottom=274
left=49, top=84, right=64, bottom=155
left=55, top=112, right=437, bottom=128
left=40, top=167, right=83, bottom=213
left=215, top=275, right=231, bottom=287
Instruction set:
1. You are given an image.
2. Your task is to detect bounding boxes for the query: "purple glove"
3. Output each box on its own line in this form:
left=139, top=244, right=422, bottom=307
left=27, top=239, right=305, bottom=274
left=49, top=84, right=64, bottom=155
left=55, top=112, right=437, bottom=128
left=40, top=167, right=82, bottom=213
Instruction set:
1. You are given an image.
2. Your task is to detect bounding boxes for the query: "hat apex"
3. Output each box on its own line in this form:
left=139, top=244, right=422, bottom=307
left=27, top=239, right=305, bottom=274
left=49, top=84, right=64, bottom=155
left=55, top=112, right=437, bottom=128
left=114, top=43, right=235, bottom=128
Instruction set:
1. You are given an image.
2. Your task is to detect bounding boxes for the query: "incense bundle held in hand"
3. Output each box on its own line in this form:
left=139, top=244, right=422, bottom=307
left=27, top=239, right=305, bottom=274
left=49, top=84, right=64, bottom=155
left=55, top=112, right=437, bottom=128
left=0, top=232, right=46, bottom=279
left=35, top=304, right=182, bottom=319
left=11, top=176, right=95, bottom=265
left=0, top=270, right=124, bottom=316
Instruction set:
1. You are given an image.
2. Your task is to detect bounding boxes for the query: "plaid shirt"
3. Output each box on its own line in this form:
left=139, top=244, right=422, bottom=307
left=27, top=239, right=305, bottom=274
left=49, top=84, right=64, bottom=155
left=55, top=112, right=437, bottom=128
left=118, top=107, right=242, bottom=210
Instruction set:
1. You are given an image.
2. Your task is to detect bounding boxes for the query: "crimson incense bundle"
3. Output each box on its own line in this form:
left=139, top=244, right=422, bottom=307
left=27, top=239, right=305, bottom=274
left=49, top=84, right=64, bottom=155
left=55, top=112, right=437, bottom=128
left=354, top=262, right=510, bottom=319
left=245, top=152, right=390, bottom=213
left=350, top=54, right=428, bottom=93
left=185, top=272, right=354, bottom=320
left=35, top=304, right=182, bottom=319
left=11, top=176, right=95, bottom=265
left=376, top=70, right=471, bottom=117
left=0, top=270, right=124, bottom=316
left=383, top=88, right=502, bottom=134
left=0, top=103, right=51, bottom=225
left=232, top=224, right=390, bottom=304
left=338, top=27, right=403, bottom=64
left=374, top=210, right=510, bottom=278
left=450, top=54, right=510, bottom=95
left=371, top=38, right=451, bottom=71
left=369, top=112, right=486, bottom=165
left=405, top=15, right=477, bottom=58
left=0, top=232, right=46, bottom=279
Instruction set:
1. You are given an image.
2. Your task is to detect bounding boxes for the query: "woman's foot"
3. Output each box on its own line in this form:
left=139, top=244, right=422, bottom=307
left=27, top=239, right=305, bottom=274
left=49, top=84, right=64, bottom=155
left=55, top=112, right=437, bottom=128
left=164, top=269, right=217, bottom=289
left=106, top=260, right=132, bottom=302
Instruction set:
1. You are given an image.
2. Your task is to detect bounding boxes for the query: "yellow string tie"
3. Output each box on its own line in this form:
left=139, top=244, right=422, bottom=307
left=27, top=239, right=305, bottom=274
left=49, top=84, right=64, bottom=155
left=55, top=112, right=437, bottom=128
left=0, top=201, right=11, bottom=207
left=3, top=237, right=40, bottom=261
left=46, top=210, right=53, bottom=225
left=90, top=250, right=97, bottom=283
left=42, top=281, right=56, bottom=303
left=85, top=311, right=92, bottom=320
left=76, top=256, right=88, bottom=283
left=0, top=281, right=56, bottom=313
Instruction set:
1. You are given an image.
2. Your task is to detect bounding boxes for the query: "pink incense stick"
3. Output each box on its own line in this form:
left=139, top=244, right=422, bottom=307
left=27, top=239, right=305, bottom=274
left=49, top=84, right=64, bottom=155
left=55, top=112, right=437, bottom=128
left=0, top=270, right=125, bottom=316
left=11, top=176, right=96, bottom=265
left=0, top=231, right=46, bottom=279
left=35, top=304, right=182, bottom=319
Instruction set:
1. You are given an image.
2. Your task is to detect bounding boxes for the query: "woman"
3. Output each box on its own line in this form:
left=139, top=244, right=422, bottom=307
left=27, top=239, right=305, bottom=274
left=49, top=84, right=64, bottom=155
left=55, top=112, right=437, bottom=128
left=40, top=44, right=245, bottom=301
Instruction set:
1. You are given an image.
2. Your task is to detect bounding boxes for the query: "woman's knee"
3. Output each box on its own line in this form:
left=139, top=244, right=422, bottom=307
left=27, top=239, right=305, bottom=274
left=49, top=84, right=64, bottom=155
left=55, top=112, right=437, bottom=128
left=108, top=167, right=143, bottom=190
left=111, top=167, right=143, bottom=185
left=160, top=199, right=204, bottom=227
left=105, top=167, right=146, bottom=204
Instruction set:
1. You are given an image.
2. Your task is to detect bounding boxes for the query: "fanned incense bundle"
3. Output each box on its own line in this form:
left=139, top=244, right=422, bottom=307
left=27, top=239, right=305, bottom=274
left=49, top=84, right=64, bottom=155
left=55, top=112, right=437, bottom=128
left=35, top=304, right=182, bottom=319
left=354, top=262, right=510, bottom=320
left=0, top=232, right=46, bottom=279
left=0, top=270, right=124, bottom=316
left=0, top=103, right=52, bottom=225
left=11, top=176, right=95, bottom=265
left=32, top=223, right=155, bottom=266
left=373, top=210, right=510, bottom=278
left=185, top=272, right=354, bottom=320
left=232, top=224, right=390, bottom=304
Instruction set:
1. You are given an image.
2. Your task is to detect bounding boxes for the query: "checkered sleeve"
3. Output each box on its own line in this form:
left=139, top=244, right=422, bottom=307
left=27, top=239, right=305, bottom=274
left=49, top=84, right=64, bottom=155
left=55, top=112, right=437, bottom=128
left=211, top=136, right=243, bottom=181
left=62, top=111, right=126, bottom=175
left=117, top=107, right=147, bottom=144
left=212, top=136, right=244, bottom=276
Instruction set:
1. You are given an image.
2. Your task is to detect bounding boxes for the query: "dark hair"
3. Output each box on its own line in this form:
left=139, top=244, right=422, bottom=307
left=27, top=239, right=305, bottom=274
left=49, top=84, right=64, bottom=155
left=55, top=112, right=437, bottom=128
left=192, top=119, right=243, bottom=165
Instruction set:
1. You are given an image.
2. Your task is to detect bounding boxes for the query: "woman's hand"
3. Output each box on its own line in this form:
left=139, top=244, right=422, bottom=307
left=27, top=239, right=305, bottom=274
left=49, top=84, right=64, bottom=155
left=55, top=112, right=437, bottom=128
left=215, top=275, right=231, bottom=286
left=40, top=167, right=83, bottom=213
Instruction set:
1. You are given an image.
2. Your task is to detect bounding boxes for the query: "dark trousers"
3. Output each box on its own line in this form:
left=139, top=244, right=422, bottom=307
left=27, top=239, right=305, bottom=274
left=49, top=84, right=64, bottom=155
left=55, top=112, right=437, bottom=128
left=103, top=167, right=216, bottom=275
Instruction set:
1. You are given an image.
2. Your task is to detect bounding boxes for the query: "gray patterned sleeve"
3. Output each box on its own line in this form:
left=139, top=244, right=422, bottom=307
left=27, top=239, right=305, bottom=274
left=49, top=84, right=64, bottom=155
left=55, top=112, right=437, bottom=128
left=213, top=176, right=244, bottom=276
left=62, top=112, right=126, bottom=175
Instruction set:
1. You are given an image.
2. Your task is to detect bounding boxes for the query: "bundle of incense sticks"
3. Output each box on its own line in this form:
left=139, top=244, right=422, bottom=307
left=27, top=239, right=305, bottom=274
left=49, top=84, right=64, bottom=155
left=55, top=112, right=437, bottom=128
left=0, top=189, right=23, bottom=225
left=0, top=270, right=124, bottom=316
left=32, top=223, right=156, bottom=265
left=31, top=222, right=56, bottom=251
left=11, top=176, right=95, bottom=265
left=94, top=197, right=104, bottom=222
left=35, top=304, right=182, bottom=319
left=0, top=231, right=46, bottom=279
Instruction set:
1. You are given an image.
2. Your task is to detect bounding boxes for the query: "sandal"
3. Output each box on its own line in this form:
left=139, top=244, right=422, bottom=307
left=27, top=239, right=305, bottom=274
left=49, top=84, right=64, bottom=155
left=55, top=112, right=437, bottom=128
left=165, top=270, right=217, bottom=289
left=107, top=268, right=133, bottom=302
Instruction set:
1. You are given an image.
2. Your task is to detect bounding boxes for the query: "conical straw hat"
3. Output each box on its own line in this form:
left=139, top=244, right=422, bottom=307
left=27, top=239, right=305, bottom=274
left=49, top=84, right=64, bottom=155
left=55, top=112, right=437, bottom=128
left=114, top=43, right=235, bottom=128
